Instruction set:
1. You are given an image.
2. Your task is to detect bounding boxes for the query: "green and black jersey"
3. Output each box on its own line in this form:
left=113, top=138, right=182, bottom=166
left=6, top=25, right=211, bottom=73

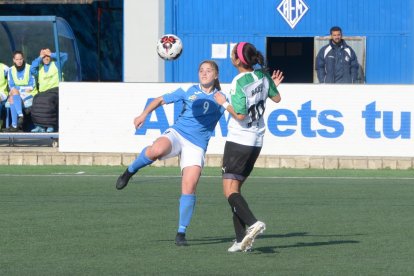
left=227, top=70, right=279, bottom=147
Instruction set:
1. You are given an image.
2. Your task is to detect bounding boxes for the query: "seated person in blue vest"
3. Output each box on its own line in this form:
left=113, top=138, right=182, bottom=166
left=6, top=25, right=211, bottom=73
left=30, top=48, right=67, bottom=133
left=4, top=51, right=37, bottom=132
left=0, top=62, right=10, bottom=131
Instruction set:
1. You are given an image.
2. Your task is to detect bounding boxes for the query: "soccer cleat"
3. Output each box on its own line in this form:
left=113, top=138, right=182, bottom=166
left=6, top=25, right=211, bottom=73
left=228, top=240, right=243, bottom=252
left=228, top=241, right=242, bottom=252
left=175, top=232, right=188, bottom=246
left=228, top=240, right=252, bottom=252
left=46, top=127, right=55, bottom=133
left=115, top=169, right=135, bottom=190
left=240, top=221, right=266, bottom=252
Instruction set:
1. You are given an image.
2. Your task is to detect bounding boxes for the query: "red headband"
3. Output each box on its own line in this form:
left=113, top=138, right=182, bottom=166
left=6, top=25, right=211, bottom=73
left=236, top=42, right=248, bottom=65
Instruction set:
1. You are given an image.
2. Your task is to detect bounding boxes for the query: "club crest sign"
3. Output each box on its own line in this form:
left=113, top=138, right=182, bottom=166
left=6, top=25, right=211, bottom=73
left=277, top=0, right=309, bottom=29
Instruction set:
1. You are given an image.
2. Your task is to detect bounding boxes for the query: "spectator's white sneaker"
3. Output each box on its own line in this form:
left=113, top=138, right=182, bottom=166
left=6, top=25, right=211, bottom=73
left=240, top=221, right=266, bottom=252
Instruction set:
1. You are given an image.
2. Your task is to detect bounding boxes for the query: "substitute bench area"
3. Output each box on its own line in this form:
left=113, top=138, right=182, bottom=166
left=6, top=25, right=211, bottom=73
left=0, top=132, right=59, bottom=147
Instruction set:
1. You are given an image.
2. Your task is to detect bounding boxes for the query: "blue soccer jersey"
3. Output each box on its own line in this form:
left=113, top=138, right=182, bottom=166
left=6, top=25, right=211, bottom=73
left=162, top=84, right=225, bottom=151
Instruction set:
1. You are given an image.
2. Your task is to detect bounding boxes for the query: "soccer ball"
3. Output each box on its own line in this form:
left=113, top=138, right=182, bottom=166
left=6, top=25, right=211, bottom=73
left=156, top=34, right=183, bottom=60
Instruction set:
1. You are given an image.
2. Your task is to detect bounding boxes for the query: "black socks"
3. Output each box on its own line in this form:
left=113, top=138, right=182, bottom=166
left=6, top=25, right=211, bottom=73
left=228, top=193, right=257, bottom=241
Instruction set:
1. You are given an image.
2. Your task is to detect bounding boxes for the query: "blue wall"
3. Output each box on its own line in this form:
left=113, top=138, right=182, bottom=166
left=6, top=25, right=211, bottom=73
left=165, top=0, right=414, bottom=84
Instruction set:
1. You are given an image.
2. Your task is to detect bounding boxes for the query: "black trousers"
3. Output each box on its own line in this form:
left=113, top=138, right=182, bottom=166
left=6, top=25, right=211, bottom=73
left=31, top=87, right=59, bottom=128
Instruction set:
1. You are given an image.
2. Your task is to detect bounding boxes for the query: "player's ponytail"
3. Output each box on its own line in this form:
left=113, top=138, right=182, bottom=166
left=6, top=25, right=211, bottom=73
left=235, top=42, right=268, bottom=73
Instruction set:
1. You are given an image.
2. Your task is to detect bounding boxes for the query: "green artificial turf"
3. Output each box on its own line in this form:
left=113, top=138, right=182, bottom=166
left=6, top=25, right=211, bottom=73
left=1, top=166, right=413, bottom=275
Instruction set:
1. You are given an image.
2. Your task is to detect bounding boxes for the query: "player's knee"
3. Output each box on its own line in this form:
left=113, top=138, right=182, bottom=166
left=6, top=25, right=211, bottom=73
left=181, top=182, right=197, bottom=194
left=223, top=188, right=232, bottom=199
left=146, top=145, right=163, bottom=160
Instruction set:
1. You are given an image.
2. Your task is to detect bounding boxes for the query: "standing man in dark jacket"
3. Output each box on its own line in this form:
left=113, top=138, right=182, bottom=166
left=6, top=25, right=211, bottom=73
left=316, top=26, right=359, bottom=83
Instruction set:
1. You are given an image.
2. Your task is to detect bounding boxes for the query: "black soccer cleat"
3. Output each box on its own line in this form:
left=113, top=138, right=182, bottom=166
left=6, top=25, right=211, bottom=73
left=175, top=232, right=188, bottom=246
left=115, top=169, right=135, bottom=190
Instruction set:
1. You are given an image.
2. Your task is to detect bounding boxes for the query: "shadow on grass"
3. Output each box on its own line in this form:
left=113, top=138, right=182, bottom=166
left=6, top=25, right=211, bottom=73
left=186, top=232, right=362, bottom=254
left=256, top=239, right=360, bottom=254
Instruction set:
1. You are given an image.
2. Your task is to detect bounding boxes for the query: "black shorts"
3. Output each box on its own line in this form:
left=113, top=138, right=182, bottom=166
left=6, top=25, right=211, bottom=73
left=222, top=141, right=262, bottom=180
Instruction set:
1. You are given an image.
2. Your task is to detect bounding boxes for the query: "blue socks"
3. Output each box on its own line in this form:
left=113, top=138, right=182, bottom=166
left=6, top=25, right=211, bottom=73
left=178, top=194, right=196, bottom=233
left=12, top=95, right=23, bottom=115
left=10, top=95, right=23, bottom=127
left=128, top=147, right=154, bottom=173
left=128, top=147, right=197, bottom=235
left=10, top=106, right=17, bottom=127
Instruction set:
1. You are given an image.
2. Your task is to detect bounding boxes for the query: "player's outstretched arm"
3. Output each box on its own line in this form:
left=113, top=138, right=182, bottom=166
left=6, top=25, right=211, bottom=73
left=134, top=96, right=165, bottom=129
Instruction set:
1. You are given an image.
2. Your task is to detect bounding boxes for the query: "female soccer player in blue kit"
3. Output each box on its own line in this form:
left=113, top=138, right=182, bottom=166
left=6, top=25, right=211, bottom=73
left=215, top=42, right=284, bottom=252
left=116, top=60, right=225, bottom=246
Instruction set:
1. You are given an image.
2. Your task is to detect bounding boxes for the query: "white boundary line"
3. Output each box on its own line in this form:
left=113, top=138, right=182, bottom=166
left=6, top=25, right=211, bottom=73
left=0, top=174, right=414, bottom=180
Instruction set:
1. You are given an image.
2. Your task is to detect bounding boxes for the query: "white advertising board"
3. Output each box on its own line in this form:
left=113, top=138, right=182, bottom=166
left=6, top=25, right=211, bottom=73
left=60, top=83, right=414, bottom=157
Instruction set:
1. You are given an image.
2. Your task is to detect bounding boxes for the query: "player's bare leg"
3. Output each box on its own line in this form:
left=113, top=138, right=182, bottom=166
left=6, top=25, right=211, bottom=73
left=116, top=137, right=172, bottom=190
left=175, top=165, right=201, bottom=246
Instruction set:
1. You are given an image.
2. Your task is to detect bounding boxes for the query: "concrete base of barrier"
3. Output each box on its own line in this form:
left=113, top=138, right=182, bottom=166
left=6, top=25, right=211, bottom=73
left=0, top=147, right=413, bottom=169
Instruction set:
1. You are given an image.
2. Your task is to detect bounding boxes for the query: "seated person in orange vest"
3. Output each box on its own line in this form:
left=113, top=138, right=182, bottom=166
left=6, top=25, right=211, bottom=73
left=5, top=51, right=37, bottom=132
left=30, top=48, right=67, bottom=133
left=0, top=62, right=9, bottom=130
